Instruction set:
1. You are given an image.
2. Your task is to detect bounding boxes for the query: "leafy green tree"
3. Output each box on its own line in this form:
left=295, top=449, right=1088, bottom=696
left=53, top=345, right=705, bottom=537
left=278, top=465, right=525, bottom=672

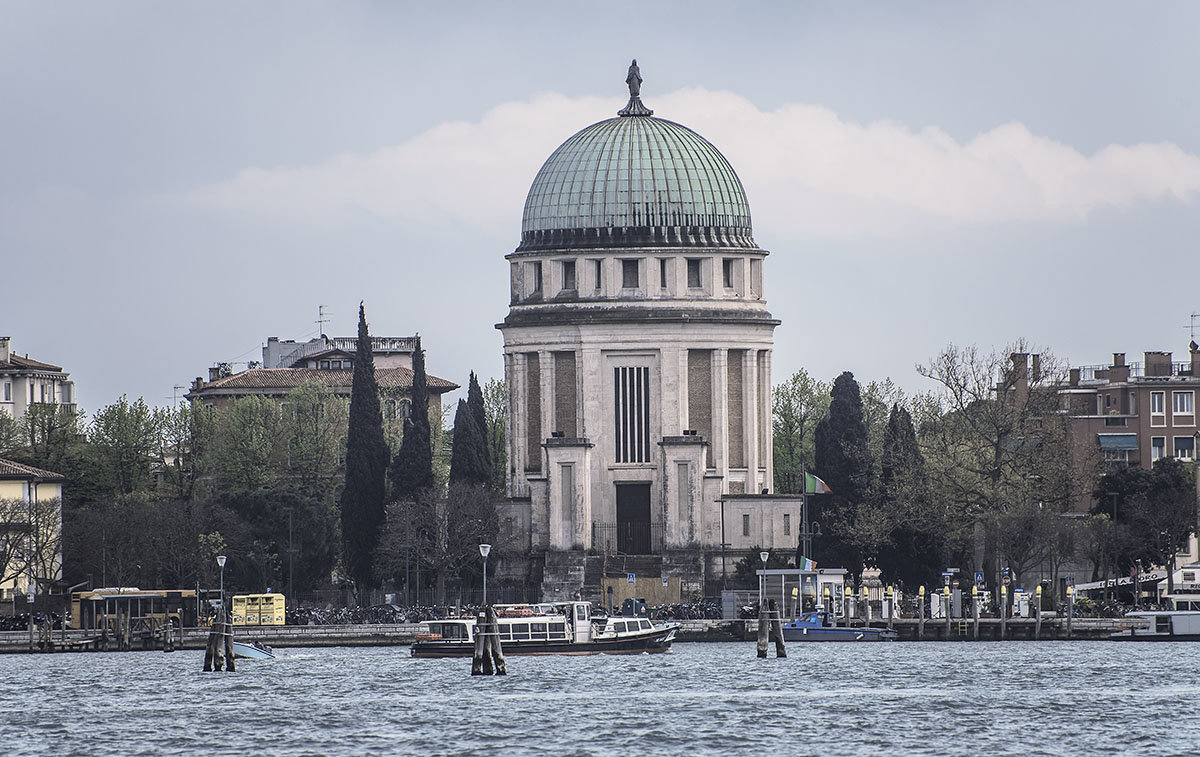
left=17, top=402, right=82, bottom=470
left=283, top=380, right=349, bottom=500
left=1095, top=457, right=1196, bottom=595
left=156, top=401, right=213, bottom=501
left=89, top=396, right=162, bottom=495
left=211, top=395, right=283, bottom=491
left=340, top=304, right=390, bottom=593
left=0, top=412, right=21, bottom=456
left=772, top=368, right=829, bottom=493
left=813, top=371, right=873, bottom=574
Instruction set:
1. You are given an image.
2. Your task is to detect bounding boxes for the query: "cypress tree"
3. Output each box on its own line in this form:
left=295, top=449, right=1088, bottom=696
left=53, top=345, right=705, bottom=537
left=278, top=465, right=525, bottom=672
left=340, top=303, right=389, bottom=591
left=876, top=404, right=943, bottom=587
left=390, top=335, right=434, bottom=501
left=466, top=371, right=492, bottom=478
left=448, top=398, right=490, bottom=487
left=813, top=371, right=873, bottom=572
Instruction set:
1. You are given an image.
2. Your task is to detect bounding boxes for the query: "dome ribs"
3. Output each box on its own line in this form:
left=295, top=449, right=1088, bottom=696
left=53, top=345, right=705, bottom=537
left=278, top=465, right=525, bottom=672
left=517, top=115, right=757, bottom=251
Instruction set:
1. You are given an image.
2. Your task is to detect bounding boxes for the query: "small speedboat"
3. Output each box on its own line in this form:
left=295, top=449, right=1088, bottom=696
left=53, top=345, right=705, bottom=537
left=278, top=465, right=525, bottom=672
left=233, top=640, right=276, bottom=659
left=781, top=611, right=898, bottom=642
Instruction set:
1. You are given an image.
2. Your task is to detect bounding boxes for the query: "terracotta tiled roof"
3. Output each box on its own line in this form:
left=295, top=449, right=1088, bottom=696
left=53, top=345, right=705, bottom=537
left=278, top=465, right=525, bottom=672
left=0, top=458, right=67, bottom=481
left=0, top=354, right=63, bottom=372
left=196, top=367, right=458, bottom=393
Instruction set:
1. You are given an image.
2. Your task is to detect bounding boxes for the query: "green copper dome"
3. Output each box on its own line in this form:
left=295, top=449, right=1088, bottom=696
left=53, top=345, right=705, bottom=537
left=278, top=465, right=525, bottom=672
left=518, top=115, right=756, bottom=251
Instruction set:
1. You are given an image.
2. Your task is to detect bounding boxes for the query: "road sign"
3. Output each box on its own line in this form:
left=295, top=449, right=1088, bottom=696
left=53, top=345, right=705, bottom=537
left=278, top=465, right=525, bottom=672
left=974, top=571, right=984, bottom=586
left=662, top=577, right=668, bottom=587
left=627, top=573, right=635, bottom=584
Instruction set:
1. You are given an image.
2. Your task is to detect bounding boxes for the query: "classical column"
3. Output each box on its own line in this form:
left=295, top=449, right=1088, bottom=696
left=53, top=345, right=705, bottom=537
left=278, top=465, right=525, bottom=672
left=712, top=348, right=729, bottom=481
left=744, top=348, right=759, bottom=490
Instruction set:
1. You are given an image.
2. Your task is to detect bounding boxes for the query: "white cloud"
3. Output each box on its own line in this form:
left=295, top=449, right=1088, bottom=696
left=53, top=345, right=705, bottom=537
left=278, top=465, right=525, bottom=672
left=182, top=88, right=1200, bottom=240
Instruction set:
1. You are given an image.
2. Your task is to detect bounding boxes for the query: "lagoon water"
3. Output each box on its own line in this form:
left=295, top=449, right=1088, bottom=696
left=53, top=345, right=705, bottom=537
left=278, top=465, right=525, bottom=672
left=4, top=641, right=1199, bottom=756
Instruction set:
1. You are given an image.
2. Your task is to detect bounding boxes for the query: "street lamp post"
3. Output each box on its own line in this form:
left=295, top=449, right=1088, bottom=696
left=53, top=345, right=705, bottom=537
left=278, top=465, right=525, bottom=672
left=759, top=550, right=769, bottom=610
left=479, top=544, right=492, bottom=607
left=216, top=555, right=227, bottom=617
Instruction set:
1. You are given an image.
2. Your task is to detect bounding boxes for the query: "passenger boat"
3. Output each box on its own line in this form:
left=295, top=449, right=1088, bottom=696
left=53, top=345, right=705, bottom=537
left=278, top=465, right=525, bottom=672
left=411, top=601, right=678, bottom=658
left=232, top=640, right=276, bottom=659
left=781, top=611, right=898, bottom=642
left=1110, top=611, right=1200, bottom=641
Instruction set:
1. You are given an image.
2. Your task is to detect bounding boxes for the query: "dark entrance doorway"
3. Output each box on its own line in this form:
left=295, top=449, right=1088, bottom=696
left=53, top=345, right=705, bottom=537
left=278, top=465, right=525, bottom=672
left=616, top=482, right=652, bottom=554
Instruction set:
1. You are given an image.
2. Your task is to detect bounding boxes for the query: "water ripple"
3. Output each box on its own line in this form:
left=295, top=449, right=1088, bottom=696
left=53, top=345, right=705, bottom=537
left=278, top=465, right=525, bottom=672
left=2, top=642, right=1199, bottom=755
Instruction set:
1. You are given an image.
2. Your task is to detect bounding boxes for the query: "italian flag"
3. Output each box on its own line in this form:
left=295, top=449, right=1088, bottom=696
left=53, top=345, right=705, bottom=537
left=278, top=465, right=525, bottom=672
left=805, top=472, right=832, bottom=495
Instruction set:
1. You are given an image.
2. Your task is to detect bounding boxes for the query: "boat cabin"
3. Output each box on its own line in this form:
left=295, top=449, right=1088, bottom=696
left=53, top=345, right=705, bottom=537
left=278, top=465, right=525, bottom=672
left=426, top=602, right=597, bottom=645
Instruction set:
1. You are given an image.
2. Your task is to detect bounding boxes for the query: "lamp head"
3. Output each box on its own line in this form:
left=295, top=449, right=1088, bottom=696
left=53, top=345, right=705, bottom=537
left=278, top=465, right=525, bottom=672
left=759, top=551, right=769, bottom=564
left=216, top=555, right=227, bottom=568
left=479, top=544, right=492, bottom=559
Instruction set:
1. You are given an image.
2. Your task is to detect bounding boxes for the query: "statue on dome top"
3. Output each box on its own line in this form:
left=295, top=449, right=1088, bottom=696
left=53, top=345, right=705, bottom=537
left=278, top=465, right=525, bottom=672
left=625, top=59, right=642, bottom=97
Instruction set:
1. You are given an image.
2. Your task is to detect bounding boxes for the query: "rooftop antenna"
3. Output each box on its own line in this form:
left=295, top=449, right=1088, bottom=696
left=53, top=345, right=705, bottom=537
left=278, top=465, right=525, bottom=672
left=173, top=385, right=186, bottom=406
left=1184, top=312, right=1199, bottom=343
left=316, top=305, right=330, bottom=336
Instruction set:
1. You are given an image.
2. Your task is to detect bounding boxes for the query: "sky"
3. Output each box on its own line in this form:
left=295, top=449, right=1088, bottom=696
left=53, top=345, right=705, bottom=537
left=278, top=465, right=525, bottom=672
left=3, top=1, right=1199, bottom=416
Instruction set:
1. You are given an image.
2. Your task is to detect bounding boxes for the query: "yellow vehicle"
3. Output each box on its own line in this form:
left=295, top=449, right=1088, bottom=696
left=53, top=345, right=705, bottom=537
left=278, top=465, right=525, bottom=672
left=231, top=593, right=286, bottom=626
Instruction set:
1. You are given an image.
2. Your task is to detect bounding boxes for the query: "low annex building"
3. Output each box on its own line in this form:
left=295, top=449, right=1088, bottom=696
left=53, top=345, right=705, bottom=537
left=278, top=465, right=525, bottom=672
left=0, top=458, right=65, bottom=601
left=0, top=337, right=77, bottom=422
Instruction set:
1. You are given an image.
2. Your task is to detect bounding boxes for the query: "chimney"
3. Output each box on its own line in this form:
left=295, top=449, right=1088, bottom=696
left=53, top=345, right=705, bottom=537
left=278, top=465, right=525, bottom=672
left=1113, top=353, right=1125, bottom=367
left=1069, top=368, right=1080, bottom=387
left=1031, top=354, right=1042, bottom=383
left=1145, top=351, right=1172, bottom=377
left=1191, top=340, right=1200, bottom=376
left=209, top=366, right=222, bottom=382
left=0, top=337, right=8, bottom=363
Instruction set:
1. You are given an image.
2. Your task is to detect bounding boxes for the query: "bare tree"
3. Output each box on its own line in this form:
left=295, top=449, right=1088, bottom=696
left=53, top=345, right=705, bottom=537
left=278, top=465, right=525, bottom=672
left=0, top=496, right=62, bottom=594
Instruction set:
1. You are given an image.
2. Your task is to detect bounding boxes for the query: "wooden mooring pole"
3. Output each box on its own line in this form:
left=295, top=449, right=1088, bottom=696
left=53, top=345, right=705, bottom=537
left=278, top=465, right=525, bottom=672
left=1034, top=586, right=1043, bottom=640
left=917, top=586, right=925, bottom=641
left=768, top=599, right=786, bottom=658
left=202, top=610, right=235, bottom=672
left=472, top=606, right=506, bottom=675
left=756, top=602, right=769, bottom=658
left=972, top=585, right=980, bottom=640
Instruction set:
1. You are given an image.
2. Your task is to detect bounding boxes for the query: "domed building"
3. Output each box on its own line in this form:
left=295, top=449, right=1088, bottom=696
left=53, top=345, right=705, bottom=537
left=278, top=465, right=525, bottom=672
left=498, top=64, right=798, bottom=601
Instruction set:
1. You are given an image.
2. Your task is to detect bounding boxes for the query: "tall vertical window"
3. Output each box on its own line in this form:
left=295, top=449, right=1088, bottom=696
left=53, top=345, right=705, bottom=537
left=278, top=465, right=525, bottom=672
left=2, top=383, right=9, bottom=402
left=1151, top=391, right=1165, bottom=414
left=1151, top=437, right=1166, bottom=462
left=593, top=259, right=603, bottom=290
left=783, top=513, right=791, bottom=536
left=613, top=366, right=650, bottom=463
left=1172, top=390, right=1194, bottom=415
left=1174, top=436, right=1195, bottom=460
left=742, top=513, right=750, bottom=537
left=621, top=259, right=639, bottom=289
left=722, top=258, right=734, bottom=288
left=561, top=260, right=576, bottom=291
left=530, top=261, right=543, bottom=294
left=659, top=259, right=668, bottom=289
left=687, top=259, right=702, bottom=288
